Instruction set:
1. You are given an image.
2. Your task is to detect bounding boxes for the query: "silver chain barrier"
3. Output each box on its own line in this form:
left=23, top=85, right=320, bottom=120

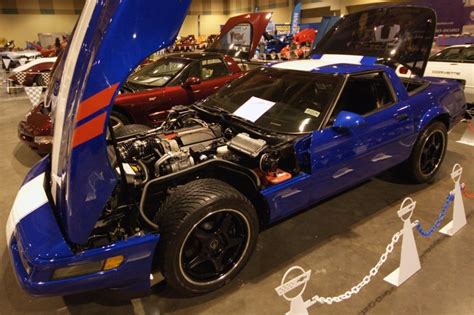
left=306, top=220, right=419, bottom=307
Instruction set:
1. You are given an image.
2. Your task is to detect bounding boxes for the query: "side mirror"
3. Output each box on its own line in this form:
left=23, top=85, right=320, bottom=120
left=182, top=76, right=201, bottom=88
left=332, top=111, right=366, bottom=130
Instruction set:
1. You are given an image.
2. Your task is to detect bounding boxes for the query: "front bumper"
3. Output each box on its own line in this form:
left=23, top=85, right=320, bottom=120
left=7, top=158, right=160, bottom=297
left=17, top=121, right=52, bottom=155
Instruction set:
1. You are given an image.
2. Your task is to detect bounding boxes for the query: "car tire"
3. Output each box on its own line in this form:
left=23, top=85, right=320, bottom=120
left=156, top=179, right=259, bottom=295
left=34, top=73, right=46, bottom=87
left=109, top=110, right=130, bottom=131
left=403, top=121, right=448, bottom=183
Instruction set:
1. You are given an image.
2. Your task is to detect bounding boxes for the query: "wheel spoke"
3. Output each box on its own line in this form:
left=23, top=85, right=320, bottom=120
left=218, top=213, right=233, bottom=234
left=225, top=235, right=243, bottom=250
left=210, top=255, right=225, bottom=274
left=194, top=227, right=212, bottom=243
left=187, top=253, right=209, bottom=270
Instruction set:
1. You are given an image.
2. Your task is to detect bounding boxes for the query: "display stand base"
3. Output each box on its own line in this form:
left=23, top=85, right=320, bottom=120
left=384, top=265, right=420, bottom=287
left=439, top=220, right=466, bottom=236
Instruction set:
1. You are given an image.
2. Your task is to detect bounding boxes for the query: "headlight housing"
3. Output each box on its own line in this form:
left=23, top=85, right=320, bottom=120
left=34, top=136, right=53, bottom=144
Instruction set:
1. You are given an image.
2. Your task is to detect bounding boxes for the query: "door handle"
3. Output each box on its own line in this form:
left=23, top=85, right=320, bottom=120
left=395, top=113, right=409, bottom=121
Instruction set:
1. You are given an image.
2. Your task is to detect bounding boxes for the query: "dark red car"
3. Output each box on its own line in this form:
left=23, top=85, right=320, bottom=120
left=8, top=57, right=56, bottom=87
left=112, top=52, right=243, bottom=127
left=18, top=12, right=272, bottom=154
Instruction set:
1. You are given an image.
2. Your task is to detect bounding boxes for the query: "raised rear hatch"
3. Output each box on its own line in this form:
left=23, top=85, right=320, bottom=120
left=312, top=6, right=437, bottom=77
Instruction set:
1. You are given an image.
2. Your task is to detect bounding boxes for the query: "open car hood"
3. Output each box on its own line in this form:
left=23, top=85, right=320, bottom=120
left=48, top=0, right=191, bottom=244
left=312, top=6, right=436, bottom=77
left=205, top=12, right=272, bottom=60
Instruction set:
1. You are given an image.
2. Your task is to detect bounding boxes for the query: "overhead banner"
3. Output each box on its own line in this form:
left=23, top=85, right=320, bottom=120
left=291, top=2, right=302, bottom=34
left=412, top=0, right=474, bottom=34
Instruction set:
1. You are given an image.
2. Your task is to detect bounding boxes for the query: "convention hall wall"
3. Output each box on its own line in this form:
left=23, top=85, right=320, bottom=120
left=1, top=0, right=411, bottom=47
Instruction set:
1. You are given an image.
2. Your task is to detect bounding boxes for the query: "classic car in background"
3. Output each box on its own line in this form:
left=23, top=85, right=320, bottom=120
left=6, top=5, right=467, bottom=299
left=17, top=12, right=271, bottom=154
left=8, top=57, right=57, bottom=87
left=397, top=44, right=473, bottom=104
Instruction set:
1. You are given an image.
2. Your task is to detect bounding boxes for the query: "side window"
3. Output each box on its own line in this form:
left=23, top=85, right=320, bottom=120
left=200, top=58, right=229, bottom=81
left=430, top=48, right=464, bottom=62
left=462, top=47, right=474, bottom=63
left=170, top=62, right=200, bottom=86
left=331, top=72, right=395, bottom=119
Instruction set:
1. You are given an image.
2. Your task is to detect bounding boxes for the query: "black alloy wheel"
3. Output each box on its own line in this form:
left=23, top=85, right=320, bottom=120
left=180, top=209, right=250, bottom=284
left=419, top=129, right=445, bottom=177
left=156, top=178, right=259, bottom=295
left=402, top=121, right=447, bottom=183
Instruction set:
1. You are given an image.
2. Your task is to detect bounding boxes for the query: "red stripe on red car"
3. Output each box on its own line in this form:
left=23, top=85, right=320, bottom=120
left=72, top=112, right=107, bottom=149
left=76, top=83, right=119, bottom=122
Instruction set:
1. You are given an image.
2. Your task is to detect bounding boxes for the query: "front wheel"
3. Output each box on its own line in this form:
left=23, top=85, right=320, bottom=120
left=156, top=179, right=259, bottom=295
left=404, top=121, right=448, bottom=183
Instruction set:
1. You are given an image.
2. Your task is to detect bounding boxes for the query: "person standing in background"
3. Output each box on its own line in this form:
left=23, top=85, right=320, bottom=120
left=54, top=37, right=62, bottom=56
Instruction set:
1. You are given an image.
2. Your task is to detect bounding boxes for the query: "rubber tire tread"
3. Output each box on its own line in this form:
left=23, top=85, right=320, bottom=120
left=402, top=121, right=448, bottom=183
left=155, top=178, right=258, bottom=295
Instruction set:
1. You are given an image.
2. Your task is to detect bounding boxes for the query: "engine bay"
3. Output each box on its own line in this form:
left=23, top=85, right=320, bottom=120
left=112, top=105, right=298, bottom=189
left=86, top=105, right=300, bottom=249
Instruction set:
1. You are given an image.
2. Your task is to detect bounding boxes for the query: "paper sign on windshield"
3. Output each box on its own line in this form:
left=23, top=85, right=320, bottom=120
left=233, top=96, right=276, bottom=122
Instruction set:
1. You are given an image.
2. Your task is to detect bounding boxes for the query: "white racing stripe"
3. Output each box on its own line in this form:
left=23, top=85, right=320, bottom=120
left=6, top=173, right=48, bottom=245
left=272, top=54, right=365, bottom=72
left=51, top=0, right=97, bottom=201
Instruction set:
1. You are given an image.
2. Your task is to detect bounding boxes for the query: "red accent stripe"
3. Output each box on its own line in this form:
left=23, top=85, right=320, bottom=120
left=72, top=112, right=107, bottom=148
left=76, top=83, right=119, bottom=122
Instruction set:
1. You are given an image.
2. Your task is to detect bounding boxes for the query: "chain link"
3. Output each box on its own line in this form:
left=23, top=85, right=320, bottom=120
left=416, top=193, right=454, bottom=237
left=306, top=224, right=414, bottom=306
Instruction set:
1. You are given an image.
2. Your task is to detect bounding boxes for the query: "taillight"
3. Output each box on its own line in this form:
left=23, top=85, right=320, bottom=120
left=399, top=66, right=409, bottom=75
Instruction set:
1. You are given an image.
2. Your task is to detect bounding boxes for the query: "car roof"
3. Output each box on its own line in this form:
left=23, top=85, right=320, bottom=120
left=166, top=52, right=225, bottom=61
left=271, top=56, right=386, bottom=75
left=438, top=44, right=473, bottom=49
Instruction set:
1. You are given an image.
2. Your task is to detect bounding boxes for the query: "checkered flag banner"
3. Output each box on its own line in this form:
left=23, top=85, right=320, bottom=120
left=2, top=58, right=11, bottom=70
left=24, top=86, right=44, bottom=107
left=41, top=72, right=51, bottom=86
left=16, top=72, right=27, bottom=86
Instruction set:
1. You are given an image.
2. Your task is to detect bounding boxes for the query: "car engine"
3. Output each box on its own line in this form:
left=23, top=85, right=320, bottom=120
left=111, top=105, right=295, bottom=188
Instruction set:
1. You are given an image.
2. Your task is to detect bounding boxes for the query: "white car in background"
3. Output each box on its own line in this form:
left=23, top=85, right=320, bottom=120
left=398, top=44, right=473, bottom=104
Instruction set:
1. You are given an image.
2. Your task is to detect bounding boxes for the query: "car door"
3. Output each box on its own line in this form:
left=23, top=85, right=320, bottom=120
left=307, top=71, right=414, bottom=204
left=189, top=57, right=234, bottom=101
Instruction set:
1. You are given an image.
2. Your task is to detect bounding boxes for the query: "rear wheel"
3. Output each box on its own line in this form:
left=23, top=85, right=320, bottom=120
left=403, top=121, right=447, bottom=183
left=156, top=179, right=259, bottom=295
left=34, top=72, right=47, bottom=87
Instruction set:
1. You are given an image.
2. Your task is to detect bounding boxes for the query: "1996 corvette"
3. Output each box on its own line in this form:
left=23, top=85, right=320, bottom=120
left=6, top=1, right=467, bottom=298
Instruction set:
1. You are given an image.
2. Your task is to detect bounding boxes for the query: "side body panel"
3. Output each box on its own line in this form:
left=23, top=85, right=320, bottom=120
left=263, top=66, right=465, bottom=223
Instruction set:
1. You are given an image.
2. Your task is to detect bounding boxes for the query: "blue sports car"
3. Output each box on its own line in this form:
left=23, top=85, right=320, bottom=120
left=6, top=3, right=467, bottom=298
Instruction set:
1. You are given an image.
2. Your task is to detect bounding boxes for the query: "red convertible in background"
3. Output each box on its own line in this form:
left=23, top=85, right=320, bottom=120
left=17, top=12, right=272, bottom=154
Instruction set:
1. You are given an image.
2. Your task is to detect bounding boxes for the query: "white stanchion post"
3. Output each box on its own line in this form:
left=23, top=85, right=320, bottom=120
left=440, top=164, right=467, bottom=236
left=275, top=266, right=312, bottom=315
left=384, top=197, right=421, bottom=287
left=457, top=110, right=474, bottom=147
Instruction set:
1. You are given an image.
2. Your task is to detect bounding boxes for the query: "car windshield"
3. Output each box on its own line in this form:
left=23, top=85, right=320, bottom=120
left=129, top=58, right=189, bottom=87
left=200, top=67, right=342, bottom=133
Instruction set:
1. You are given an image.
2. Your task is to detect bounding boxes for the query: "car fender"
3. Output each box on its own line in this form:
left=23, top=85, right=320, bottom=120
left=416, top=106, right=450, bottom=132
